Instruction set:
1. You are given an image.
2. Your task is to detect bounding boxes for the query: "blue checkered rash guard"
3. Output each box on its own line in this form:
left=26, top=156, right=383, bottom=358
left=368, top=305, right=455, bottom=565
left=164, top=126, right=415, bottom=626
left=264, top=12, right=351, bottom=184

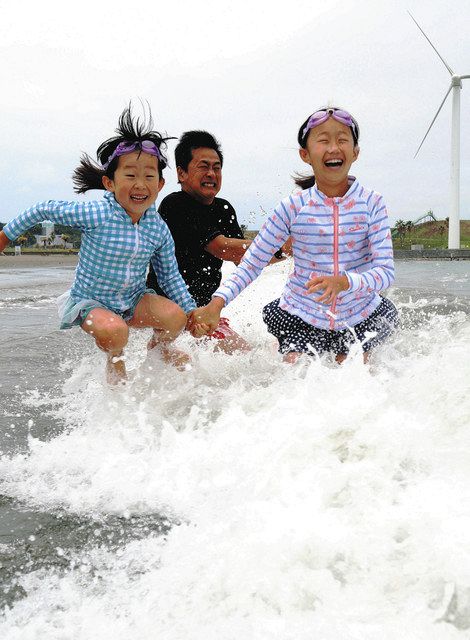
left=3, top=192, right=196, bottom=314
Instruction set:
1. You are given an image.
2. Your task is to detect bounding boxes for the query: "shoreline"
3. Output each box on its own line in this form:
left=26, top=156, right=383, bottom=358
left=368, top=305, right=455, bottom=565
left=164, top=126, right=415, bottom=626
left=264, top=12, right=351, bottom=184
left=393, top=249, right=470, bottom=260
left=1, top=249, right=470, bottom=271
left=0, top=254, right=79, bottom=269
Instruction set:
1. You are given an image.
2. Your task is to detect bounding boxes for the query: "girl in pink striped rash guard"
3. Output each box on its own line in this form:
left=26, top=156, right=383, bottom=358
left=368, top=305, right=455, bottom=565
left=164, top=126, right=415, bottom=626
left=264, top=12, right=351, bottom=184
left=188, top=107, right=398, bottom=363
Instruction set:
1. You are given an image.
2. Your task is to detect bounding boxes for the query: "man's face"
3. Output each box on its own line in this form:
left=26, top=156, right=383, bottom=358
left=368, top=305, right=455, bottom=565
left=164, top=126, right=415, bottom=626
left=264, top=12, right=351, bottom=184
left=177, top=147, right=222, bottom=204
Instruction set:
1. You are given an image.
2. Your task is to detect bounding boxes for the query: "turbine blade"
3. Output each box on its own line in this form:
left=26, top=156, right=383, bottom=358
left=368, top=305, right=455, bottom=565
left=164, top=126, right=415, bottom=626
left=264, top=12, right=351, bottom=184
left=408, top=10, right=454, bottom=76
left=414, top=84, right=453, bottom=157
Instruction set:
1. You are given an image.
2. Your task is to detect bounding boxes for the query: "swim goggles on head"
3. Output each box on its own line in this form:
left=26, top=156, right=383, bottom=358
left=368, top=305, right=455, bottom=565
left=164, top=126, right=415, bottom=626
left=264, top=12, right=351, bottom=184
left=102, top=140, right=166, bottom=170
left=302, top=108, right=359, bottom=143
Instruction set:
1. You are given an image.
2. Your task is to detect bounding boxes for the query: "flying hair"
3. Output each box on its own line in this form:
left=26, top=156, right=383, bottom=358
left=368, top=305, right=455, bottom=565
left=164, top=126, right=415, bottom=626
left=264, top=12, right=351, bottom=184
left=72, top=104, right=174, bottom=193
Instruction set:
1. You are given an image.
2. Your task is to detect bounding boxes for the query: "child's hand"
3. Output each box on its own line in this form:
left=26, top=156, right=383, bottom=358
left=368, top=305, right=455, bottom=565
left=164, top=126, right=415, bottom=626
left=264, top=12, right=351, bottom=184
left=186, top=317, right=210, bottom=338
left=306, top=275, right=349, bottom=304
left=188, top=298, right=225, bottom=334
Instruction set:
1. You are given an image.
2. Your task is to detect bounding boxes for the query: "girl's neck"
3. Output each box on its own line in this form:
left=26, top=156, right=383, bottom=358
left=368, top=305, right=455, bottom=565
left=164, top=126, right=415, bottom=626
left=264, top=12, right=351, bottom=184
left=126, top=211, right=144, bottom=225
left=315, top=177, right=350, bottom=199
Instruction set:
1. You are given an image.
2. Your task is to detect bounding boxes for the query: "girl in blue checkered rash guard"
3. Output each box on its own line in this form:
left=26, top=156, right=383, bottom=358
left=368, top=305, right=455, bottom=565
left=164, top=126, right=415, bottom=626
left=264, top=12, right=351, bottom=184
left=0, top=107, right=197, bottom=384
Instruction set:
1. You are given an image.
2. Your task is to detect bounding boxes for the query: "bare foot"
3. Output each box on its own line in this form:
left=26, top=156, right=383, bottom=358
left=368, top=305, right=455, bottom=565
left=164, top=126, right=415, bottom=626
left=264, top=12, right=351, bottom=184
left=147, top=334, right=159, bottom=351
left=213, top=334, right=251, bottom=354
left=283, top=351, right=302, bottom=364
left=106, top=354, right=127, bottom=385
left=160, top=345, right=191, bottom=370
left=147, top=336, right=191, bottom=370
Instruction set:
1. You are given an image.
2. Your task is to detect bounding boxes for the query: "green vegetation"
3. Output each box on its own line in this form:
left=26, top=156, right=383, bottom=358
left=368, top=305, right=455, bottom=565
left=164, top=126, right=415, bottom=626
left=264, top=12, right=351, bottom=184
left=244, top=215, right=470, bottom=250
left=391, top=218, right=470, bottom=250
left=4, top=216, right=469, bottom=253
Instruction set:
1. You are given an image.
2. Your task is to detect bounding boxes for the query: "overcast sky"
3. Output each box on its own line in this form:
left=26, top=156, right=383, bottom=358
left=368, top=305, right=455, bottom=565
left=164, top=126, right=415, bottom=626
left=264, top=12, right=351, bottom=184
left=1, top=0, right=469, bottom=228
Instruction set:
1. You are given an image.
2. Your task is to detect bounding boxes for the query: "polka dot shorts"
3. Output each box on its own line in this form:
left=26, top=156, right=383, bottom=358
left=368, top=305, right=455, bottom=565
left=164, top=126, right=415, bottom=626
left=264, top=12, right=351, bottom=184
left=262, top=297, right=399, bottom=356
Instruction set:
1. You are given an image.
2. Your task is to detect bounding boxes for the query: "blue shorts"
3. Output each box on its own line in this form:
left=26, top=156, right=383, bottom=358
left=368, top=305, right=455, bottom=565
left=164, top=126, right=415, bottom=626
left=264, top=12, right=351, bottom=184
left=58, top=288, right=158, bottom=329
left=262, top=297, right=399, bottom=356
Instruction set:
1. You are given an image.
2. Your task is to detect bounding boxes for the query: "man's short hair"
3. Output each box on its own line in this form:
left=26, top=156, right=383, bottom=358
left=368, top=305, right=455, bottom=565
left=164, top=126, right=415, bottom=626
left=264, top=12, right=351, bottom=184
left=175, top=130, right=224, bottom=171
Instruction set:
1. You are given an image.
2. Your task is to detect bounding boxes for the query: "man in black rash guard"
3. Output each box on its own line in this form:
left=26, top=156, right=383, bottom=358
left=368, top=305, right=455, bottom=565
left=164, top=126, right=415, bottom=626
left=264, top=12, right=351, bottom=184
left=146, top=131, right=255, bottom=352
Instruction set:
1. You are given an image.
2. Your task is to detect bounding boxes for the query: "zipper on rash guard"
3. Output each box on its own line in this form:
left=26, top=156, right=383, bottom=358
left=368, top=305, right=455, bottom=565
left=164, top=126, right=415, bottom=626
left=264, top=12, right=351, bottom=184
left=330, top=202, right=339, bottom=330
left=124, top=223, right=140, bottom=288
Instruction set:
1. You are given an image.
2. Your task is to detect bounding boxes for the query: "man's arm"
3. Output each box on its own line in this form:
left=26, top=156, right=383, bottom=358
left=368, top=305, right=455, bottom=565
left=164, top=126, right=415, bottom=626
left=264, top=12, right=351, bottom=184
left=0, top=230, right=10, bottom=252
left=205, top=235, right=290, bottom=264
left=205, top=235, right=251, bottom=263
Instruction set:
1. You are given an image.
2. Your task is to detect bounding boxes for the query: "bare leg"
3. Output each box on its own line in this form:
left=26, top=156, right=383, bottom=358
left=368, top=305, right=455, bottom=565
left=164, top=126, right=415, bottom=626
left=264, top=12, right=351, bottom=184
left=129, top=294, right=190, bottom=369
left=81, top=308, right=129, bottom=384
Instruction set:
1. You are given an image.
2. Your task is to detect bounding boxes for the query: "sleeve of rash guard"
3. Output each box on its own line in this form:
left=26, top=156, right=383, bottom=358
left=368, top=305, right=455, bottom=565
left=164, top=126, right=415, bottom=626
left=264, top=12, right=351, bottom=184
left=2, top=200, right=108, bottom=240
left=344, top=194, right=395, bottom=293
left=213, top=199, right=292, bottom=305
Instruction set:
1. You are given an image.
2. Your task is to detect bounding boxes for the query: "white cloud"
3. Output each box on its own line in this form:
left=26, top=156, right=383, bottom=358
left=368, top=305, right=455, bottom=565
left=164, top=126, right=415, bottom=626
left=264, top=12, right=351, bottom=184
left=1, top=0, right=469, bottom=226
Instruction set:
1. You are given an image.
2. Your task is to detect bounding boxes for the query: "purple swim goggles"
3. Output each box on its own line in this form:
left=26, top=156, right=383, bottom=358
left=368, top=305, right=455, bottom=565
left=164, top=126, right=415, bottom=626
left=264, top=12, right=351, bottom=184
left=302, top=108, right=359, bottom=144
left=102, top=140, right=166, bottom=170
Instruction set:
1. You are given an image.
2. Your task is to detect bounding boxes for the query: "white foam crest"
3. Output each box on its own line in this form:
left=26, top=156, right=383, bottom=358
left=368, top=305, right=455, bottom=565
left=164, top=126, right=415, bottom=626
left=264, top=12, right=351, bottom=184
left=1, top=264, right=470, bottom=637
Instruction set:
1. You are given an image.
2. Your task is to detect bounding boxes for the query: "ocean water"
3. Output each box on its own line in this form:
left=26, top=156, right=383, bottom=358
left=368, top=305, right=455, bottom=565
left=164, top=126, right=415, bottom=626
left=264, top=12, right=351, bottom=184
left=0, top=259, right=469, bottom=639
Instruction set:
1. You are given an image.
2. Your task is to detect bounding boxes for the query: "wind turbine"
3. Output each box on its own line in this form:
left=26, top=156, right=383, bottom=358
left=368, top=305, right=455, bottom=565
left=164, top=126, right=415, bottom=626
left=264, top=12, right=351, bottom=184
left=409, top=11, right=470, bottom=250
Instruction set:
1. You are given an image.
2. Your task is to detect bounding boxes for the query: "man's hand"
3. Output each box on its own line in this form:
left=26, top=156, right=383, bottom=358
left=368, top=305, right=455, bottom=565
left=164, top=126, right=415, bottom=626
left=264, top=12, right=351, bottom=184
left=281, top=238, right=293, bottom=256
left=269, top=238, right=293, bottom=264
left=306, top=275, right=349, bottom=304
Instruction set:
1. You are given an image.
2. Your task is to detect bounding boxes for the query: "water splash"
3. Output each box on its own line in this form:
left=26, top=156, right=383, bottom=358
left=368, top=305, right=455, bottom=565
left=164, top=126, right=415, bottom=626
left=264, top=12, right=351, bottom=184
left=1, top=263, right=470, bottom=638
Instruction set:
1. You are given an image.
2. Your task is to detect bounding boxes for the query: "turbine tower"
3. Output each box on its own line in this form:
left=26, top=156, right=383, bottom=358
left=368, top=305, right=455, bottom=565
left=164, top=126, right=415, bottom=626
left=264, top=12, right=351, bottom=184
left=410, top=11, right=469, bottom=250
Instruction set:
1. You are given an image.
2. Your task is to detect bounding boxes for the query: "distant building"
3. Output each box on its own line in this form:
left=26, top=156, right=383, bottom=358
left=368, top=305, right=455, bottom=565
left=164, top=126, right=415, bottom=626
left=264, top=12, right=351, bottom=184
left=42, top=222, right=54, bottom=237
left=34, top=223, right=73, bottom=248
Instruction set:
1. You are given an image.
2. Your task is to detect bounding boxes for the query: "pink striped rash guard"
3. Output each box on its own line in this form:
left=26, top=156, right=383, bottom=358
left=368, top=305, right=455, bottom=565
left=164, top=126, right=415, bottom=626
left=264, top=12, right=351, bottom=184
left=213, top=177, right=395, bottom=331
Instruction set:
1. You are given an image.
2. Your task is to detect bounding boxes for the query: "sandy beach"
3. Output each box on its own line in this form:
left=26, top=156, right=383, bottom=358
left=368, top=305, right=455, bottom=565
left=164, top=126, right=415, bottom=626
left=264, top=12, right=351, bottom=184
left=0, top=254, right=78, bottom=269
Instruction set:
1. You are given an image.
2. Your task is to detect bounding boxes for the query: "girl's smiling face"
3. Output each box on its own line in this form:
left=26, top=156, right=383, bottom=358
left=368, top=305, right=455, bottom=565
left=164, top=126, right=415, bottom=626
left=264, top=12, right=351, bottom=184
left=102, top=151, right=165, bottom=221
left=299, top=118, right=359, bottom=197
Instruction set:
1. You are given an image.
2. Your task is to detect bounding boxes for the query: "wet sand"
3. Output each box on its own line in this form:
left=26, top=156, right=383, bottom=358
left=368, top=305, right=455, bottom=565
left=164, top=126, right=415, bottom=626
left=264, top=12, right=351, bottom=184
left=0, top=254, right=78, bottom=269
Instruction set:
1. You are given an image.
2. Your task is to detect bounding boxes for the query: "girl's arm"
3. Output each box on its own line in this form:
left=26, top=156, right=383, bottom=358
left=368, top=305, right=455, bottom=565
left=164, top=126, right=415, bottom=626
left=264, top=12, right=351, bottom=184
left=2, top=200, right=109, bottom=242
left=211, top=202, right=292, bottom=307
left=188, top=296, right=225, bottom=334
left=344, top=195, right=395, bottom=293
left=150, top=223, right=197, bottom=314
left=188, top=203, right=293, bottom=332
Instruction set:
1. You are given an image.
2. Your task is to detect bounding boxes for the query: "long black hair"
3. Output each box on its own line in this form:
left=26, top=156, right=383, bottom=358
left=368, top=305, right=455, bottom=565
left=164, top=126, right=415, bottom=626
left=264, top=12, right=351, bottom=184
left=294, top=107, right=360, bottom=190
left=73, top=105, right=174, bottom=193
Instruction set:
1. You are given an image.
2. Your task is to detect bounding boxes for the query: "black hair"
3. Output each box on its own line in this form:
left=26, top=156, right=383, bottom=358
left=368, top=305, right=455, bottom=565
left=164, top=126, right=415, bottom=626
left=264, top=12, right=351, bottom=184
left=72, top=104, right=174, bottom=193
left=174, top=130, right=223, bottom=171
left=294, top=107, right=360, bottom=190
